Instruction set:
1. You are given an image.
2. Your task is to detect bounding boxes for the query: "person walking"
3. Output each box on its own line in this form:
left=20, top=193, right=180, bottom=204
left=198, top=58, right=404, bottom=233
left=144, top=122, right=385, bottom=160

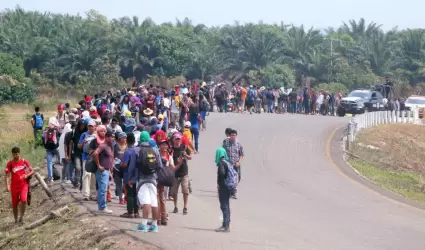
left=215, top=147, right=235, bottom=233
left=222, top=129, right=244, bottom=199
left=92, top=127, right=115, bottom=214
left=131, top=131, right=163, bottom=232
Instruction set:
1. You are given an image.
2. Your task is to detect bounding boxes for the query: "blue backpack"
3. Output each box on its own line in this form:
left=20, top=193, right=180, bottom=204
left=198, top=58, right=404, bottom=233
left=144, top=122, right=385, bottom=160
left=34, top=114, right=44, bottom=129
left=223, top=159, right=238, bottom=193
left=248, top=89, right=255, bottom=100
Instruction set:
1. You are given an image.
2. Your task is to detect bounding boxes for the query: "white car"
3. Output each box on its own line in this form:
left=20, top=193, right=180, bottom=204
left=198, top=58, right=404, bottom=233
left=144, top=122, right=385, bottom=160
left=405, top=96, right=425, bottom=118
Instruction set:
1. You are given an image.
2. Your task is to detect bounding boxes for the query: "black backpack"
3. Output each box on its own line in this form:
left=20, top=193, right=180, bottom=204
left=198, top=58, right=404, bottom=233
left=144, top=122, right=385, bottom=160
left=157, top=157, right=176, bottom=187
left=139, top=145, right=159, bottom=175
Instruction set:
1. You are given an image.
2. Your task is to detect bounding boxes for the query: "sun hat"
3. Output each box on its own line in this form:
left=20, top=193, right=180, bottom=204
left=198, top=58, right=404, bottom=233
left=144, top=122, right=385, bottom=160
left=125, top=110, right=132, bottom=117
left=143, top=108, right=154, bottom=116
left=158, top=114, right=164, bottom=120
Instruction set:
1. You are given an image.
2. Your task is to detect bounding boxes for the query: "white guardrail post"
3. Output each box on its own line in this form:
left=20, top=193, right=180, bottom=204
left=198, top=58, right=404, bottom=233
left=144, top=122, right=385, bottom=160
left=345, top=107, right=423, bottom=151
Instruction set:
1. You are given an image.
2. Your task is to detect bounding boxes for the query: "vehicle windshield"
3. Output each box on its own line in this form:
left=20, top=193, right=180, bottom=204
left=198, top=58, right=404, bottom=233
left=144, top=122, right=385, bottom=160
left=348, top=91, right=371, bottom=99
left=406, top=98, right=425, bottom=105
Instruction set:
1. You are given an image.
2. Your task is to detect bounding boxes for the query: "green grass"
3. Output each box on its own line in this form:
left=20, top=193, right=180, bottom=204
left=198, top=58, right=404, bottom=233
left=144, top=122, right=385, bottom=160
left=349, top=158, right=425, bottom=204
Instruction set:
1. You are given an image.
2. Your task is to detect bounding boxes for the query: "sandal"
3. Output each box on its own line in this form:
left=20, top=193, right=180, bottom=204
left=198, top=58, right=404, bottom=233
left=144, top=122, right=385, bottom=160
left=119, top=213, right=134, bottom=218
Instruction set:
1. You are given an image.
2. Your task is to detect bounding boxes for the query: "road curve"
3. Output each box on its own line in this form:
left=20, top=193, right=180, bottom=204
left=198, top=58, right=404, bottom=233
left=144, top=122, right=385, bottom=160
left=77, top=113, right=425, bottom=249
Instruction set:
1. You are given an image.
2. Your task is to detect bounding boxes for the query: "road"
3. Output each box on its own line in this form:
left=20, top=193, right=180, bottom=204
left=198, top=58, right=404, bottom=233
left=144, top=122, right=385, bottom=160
left=70, top=113, right=425, bottom=250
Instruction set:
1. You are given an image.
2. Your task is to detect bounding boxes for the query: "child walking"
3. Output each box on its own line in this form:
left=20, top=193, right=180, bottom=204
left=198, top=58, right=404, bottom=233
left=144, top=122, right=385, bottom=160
left=5, top=147, right=34, bottom=224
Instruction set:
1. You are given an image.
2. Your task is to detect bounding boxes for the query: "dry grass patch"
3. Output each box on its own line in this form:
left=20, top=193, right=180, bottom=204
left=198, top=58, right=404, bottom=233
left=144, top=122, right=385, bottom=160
left=349, top=124, right=425, bottom=204
left=351, top=124, right=425, bottom=173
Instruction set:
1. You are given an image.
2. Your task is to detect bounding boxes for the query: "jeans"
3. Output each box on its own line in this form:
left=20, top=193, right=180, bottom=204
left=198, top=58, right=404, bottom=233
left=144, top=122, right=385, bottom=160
left=290, top=102, right=297, bottom=114
left=113, top=173, right=124, bottom=200
left=96, top=169, right=110, bottom=210
left=190, top=127, right=200, bottom=151
left=71, top=155, right=83, bottom=186
left=61, top=158, right=69, bottom=181
left=330, top=104, right=335, bottom=116
left=218, top=186, right=231, bottom=227
left=267, top=99, right=273, bottom=113
left=126, top=183, right=139, bottom=215
left=304, top=99, right=310, bottom=114
left=46, top=150, right=59, bottom=180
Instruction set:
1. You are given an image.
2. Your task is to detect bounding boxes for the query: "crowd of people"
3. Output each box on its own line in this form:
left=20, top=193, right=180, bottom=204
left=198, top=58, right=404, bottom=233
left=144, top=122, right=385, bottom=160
left=215, top=83, right=344, bottom=116
left=5, top=80, right=247, bottom=233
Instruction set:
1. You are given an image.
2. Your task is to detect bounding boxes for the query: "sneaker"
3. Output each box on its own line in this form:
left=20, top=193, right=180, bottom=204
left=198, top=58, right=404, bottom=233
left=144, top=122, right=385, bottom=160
left=98, top=208, right=113, bottom=214
left=183, top=208, right=188, bottom=215
left=148, top=225, right=159, bottom=233
left=134, top=213, right=140, bottom=218
left=173, top=207, right=178, bottom=213
left=119, top=200, right=126, bottom=205
left=160, top=220, right=168, bottom=226
left=232, top=194, right=237, bottom=199
left=84, top=197, right=90, bottom=201
left=132, top=224, right=149, bottom=232
left=215, top=226, right=230, bottom=233
left=65, top=180, right=72, bottom=184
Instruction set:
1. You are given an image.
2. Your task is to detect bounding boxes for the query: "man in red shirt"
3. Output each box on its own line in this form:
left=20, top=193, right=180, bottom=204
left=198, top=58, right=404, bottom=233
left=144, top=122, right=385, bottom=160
left=5, top=147, right=34, bottom=223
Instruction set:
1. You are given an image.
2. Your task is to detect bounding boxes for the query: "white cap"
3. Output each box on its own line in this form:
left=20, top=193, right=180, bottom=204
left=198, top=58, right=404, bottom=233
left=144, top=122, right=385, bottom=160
left=184, top=121, right=191, bottom=127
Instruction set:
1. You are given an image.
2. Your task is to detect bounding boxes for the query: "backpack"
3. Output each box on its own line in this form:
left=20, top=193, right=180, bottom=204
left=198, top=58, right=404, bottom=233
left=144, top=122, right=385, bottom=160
left=34, top=114, right=43, bottom=129
left=188, top=103, right=198, bottom=115
left=267, top=91, right=274, bottom=99
left=43, top=128, right=58, bottom=150
left=223, top=159, right=238, bottom=193
left=248, top=89, right=255, bottom=100
left=139, top=145, right=159, bottom=176
left=157, top=156, right=176, bottom=187
left=202, top=99, right=210, bottom=112
left=123, top=118, right=136, bottom=133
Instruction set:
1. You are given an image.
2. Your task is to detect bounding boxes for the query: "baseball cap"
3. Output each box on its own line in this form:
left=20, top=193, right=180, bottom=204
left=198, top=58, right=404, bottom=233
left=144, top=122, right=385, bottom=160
left=117, top=132, right=127, bottom=139
left=87, top=119, right=96, bottom=126
left=184, top=121, right=191, bottom=127
left=57, top=104, right=64, bottom=110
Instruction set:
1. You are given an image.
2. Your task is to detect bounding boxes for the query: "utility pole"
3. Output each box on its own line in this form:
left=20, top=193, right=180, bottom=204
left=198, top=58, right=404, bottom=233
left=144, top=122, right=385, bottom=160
left=325, top=38, right=342, bottom=84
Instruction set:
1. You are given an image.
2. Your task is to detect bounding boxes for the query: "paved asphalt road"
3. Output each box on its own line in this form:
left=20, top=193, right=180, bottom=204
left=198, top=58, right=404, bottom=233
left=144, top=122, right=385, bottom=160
left=68, top=113, right=425, bottom=250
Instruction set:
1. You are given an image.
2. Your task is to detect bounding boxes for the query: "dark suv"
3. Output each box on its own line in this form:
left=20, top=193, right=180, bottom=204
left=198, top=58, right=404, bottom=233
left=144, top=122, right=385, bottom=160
left=337, top=89, right=385, bottom=117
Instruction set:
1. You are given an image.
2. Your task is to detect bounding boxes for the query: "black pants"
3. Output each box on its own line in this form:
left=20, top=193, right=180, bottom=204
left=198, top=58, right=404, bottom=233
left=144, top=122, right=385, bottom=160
left=126, top=183, right=139, bottom=215
left=218, top=187, right=231, bottom=227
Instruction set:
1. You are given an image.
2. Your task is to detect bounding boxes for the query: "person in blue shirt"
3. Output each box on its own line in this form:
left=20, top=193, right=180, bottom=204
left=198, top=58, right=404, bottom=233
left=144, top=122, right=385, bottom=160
left=119, top=133, right=140, bottom=218
left=188, top=98, right=200, bottom=152
left=77, top=119, right=97, bottom=200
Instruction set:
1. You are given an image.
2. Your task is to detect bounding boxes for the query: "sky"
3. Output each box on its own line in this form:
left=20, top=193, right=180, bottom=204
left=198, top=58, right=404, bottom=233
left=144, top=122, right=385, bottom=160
left=3, top=0, right=423, bottom=31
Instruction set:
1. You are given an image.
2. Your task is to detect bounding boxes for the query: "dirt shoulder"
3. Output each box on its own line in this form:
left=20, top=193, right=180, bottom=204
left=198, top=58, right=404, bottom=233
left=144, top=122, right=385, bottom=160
left=0, top=176, right=159, bottom=250
left=347, top=124, right=425, bottom=205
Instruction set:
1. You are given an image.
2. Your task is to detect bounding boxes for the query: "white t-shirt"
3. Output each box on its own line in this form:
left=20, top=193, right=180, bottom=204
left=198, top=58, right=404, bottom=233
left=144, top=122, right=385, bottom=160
left=163, top=97, right=171, bottom=108
left=121, top=103, right=129, bottom=114
left=170, top=99, right=179, bottom=113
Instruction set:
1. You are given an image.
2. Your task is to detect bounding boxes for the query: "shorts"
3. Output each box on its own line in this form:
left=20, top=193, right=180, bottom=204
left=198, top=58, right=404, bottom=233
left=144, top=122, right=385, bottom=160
left=11, top=184, right=29, bottom=207
left=200, top=111, right=206, bottom=121
left=138, top=183, right=158, bottom=207
left=171, top=175, right=189, bottom=195
left=245, top=100, right=254, bottom=108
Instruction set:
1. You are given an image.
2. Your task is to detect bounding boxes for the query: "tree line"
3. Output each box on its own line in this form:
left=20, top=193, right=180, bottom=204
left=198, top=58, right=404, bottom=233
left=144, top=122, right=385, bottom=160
left=1, top=6, right=425, bottom=94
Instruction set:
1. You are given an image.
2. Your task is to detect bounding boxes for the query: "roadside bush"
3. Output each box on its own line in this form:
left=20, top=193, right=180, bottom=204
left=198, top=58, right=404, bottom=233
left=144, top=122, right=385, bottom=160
left=0, top=75, right=36, bottom=103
